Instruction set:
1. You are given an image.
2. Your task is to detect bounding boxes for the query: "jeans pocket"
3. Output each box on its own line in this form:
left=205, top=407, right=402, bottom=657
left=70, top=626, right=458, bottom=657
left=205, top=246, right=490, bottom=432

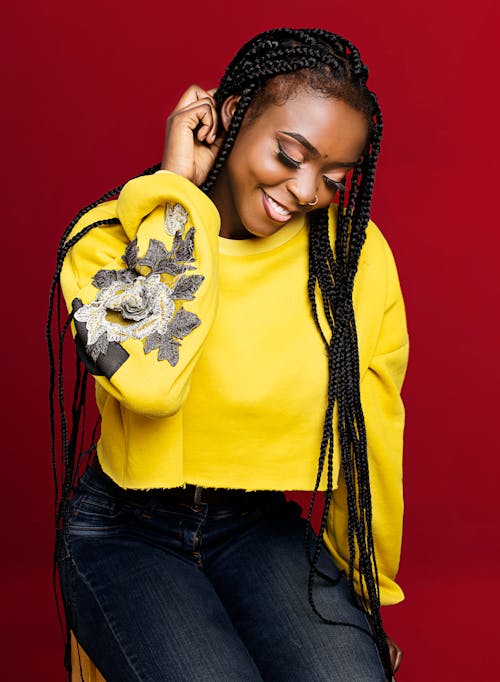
left=68, top=478, right=128, bottom=534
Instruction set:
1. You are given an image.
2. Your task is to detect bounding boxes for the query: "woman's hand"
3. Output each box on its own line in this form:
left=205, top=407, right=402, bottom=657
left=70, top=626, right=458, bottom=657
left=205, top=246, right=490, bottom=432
left=387, top=634, right=403, bottom=677
left=161, top=84, right=224, bottom=186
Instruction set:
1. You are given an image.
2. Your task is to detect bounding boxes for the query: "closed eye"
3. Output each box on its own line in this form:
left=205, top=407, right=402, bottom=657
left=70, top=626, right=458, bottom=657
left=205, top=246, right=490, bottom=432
left=323, top=176, right=346, bottom=192
left=277, top=140, right=347, bottom=193
left=276, top=142, right=301, bottom=169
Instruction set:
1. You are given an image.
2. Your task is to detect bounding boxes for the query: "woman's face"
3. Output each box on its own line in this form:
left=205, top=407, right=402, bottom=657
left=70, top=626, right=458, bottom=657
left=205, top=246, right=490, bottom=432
left=212, top=89, right=369, bottom=239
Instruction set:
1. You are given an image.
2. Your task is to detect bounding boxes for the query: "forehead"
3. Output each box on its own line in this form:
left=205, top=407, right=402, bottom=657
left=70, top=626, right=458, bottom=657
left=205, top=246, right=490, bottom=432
left=244, top=91, right=369, bottom=160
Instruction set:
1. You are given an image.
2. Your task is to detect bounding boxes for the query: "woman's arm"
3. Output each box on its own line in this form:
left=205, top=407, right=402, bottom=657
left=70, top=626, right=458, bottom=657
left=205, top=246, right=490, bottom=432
left=60, top=171, right=220, bottom=417
left=60, top=85, right=225, bottom=417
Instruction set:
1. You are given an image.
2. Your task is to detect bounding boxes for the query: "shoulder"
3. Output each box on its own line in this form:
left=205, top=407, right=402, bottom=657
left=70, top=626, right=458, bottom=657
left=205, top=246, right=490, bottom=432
left=66, top=199, right=119, bottom=242
left=327, top=204, right=400, bottom=289
left=327, top=206, right=407, bottom=367
left=363, top=217, right=397, bottom=276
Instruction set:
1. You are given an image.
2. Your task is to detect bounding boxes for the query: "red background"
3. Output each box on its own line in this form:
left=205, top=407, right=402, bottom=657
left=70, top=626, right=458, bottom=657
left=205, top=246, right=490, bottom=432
left=2, top=0, right=499, bottom=678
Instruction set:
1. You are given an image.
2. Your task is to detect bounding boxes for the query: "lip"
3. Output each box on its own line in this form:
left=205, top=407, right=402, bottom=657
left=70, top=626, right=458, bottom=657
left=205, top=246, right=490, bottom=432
left=261, top=190, right=294, bottom=223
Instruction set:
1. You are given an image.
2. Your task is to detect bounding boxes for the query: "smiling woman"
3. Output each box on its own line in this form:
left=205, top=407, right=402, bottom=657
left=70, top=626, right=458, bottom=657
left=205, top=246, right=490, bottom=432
left=206, top=92, right=368, bottom=238
left=48, top=27, right=408, bottom=682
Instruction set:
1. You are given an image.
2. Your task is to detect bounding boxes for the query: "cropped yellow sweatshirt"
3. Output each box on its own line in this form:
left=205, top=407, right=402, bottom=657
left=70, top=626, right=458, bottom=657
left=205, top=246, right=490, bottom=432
left=60, top=171, right=409, bottom=605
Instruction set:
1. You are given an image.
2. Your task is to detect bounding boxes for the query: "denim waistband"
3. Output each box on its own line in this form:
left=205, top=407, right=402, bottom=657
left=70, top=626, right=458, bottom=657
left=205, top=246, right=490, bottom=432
left=84, top=458, right=287, bottom=513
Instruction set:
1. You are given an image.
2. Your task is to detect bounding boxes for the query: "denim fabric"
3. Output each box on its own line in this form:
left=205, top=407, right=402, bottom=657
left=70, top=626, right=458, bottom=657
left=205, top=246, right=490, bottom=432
left=59, top=467, right=386, bottom=682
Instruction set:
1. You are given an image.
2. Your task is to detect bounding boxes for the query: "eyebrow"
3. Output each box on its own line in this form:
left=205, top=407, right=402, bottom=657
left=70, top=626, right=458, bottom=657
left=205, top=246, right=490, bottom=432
left=279, top=131, right=360, bottom=167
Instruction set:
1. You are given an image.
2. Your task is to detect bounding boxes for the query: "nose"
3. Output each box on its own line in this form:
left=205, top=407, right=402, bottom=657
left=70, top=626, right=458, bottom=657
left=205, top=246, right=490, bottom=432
left=286, top=173, right=318, bottom=207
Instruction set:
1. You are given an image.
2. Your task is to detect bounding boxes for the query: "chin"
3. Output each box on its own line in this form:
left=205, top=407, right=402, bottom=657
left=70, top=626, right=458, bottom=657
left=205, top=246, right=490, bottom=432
left=240, top=210, right=287, bottom=239
left=243, top=223, right=282, bottom=239
left=231, top=194, right=291, bottom=239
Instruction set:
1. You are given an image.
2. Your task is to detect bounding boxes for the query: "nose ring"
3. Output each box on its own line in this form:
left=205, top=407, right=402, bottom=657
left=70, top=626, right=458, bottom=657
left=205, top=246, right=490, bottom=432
left=307, top=194, right=319, bottom=206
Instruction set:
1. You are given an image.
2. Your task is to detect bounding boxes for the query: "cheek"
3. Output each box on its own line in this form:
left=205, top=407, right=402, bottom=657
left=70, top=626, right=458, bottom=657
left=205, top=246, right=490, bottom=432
left=256, top=155, right=284, bottom=185
left=228, top=134, right=282, bottom=189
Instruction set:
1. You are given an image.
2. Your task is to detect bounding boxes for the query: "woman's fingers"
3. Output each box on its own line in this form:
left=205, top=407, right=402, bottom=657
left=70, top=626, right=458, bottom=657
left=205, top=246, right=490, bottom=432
left=170, top=99, right=216, bottom=130
left=173, top=84, right=215, bottom=111
left=169, top=92, right=218, bottom=145
left=386, top=635, right=403, bottom=674
left=161, top=84, right=223, bottom=185
left=170, top=85, right=217, bottom=133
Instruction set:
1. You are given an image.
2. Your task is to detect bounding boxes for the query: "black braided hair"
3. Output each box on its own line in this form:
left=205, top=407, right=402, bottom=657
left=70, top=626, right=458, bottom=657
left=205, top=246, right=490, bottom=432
left=46, top=164, right=159, bottom=679
left=201, top=28, right=391, bottom=676
left=48, top=27, right=391, bottom=679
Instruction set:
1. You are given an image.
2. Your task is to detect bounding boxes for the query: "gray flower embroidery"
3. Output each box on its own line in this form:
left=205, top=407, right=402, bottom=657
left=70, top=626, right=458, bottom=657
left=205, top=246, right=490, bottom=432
left=73, top=203, right=204, bottom=367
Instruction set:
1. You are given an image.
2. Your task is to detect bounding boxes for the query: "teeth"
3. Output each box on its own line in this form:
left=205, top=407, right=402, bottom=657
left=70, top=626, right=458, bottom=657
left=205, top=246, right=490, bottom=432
left=267, top=194, right=291, bottom=216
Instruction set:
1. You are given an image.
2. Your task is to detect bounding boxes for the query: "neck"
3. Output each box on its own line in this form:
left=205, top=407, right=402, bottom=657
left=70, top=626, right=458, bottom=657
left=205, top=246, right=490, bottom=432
left=208, top=171, right=253, bottom=240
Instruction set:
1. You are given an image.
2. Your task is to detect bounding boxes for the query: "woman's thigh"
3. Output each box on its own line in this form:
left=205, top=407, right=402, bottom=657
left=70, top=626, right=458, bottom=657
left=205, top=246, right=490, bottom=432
left=60, top=470, right=263, bottom=682
left=206, top=500, right=386, bottom=682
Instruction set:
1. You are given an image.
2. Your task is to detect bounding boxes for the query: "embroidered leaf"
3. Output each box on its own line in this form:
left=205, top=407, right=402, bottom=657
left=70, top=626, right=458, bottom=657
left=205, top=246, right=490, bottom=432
left=171, top=274, right=204, bottom=300
left=158, top=259, right=191, bottom=276
left=168, top=307, right=201, bottom=339
left=173, top=227, right=195, bottom=262
left=88, top=332, right=109, bottom=362
left=123, top=238, right=139, bottom=269
left=137, top=239, right=169, bottom=271
left=93, top=268, right=135, bottom=289
left=136, top=239, right=191, bottom=275
left=144, top=331, right=180, bottom=366
left=158, top=336, right=180, bottom=365
left=92, top=270, right=117, bottom=289
left=116, top=269, right=136, bottom=285
left=144, top=331, right=162, bottom=354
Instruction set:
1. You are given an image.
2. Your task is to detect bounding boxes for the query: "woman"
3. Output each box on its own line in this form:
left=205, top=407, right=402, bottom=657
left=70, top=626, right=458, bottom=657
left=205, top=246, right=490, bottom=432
left=48, top=27, right=408, bottom=681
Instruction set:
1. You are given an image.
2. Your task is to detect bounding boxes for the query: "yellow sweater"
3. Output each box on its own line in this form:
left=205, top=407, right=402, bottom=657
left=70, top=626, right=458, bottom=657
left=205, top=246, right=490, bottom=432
left=61, top=171, right=409, bottom=605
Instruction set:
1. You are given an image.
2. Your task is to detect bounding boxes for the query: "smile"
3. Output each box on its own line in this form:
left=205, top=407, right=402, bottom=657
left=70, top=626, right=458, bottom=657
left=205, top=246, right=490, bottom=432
left=261, top=190, right=293, bottom=223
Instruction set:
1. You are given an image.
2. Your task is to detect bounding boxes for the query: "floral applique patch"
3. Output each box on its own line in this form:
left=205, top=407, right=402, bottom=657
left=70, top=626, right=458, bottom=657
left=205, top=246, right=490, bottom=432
left=74, top=203, right=204, bottom=367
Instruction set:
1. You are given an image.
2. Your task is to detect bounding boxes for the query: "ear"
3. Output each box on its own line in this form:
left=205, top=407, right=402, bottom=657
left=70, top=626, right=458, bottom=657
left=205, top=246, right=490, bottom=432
left=220, top=95, right=241, bottom=132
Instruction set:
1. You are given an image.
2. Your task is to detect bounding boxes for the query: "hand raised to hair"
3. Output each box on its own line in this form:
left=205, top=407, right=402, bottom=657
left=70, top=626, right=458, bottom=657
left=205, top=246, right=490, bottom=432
left=161, top=84, right=224, bottom=187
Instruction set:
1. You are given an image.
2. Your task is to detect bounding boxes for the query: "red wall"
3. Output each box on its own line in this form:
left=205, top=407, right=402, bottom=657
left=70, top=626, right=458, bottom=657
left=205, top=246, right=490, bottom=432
left=2, top=0, right=498, bottom=678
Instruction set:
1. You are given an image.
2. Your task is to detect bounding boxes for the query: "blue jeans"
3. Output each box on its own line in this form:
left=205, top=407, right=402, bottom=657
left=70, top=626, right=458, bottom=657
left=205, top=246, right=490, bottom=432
left=59, top=467, right=386, bottom=681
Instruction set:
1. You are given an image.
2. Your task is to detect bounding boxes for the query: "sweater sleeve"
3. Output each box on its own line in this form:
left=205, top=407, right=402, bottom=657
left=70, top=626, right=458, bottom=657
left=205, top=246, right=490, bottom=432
left=323, top=234, right=409, bottom=606
left=60, top=171, right=220, bottom=418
